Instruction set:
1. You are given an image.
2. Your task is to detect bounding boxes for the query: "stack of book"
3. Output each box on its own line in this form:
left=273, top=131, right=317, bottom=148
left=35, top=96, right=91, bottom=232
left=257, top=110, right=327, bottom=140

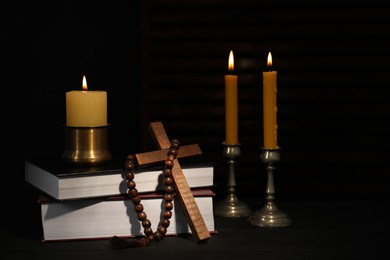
left=25, top=158, right=216, bottom=242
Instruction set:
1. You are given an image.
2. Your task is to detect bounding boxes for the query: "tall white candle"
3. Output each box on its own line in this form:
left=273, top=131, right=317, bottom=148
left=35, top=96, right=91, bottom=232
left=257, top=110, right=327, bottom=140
left=66, top=75, right=107, bottom=127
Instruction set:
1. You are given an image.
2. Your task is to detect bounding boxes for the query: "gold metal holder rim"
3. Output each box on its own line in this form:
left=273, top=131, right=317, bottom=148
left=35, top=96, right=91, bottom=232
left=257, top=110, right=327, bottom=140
left=63, top=124, right=111, bottom=128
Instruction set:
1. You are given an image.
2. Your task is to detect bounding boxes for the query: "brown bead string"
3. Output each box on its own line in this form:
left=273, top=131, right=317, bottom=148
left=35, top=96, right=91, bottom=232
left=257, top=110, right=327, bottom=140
left=109, top=139, right=180, bottom=248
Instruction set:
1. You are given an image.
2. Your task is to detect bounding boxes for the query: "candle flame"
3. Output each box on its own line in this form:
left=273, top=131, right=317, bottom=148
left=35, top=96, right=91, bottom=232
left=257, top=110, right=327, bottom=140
left=82, top=75, right=88, bottom=91
left=228, top=50, right=234, bottom=71
left=267, top=51, right=272, bottom=68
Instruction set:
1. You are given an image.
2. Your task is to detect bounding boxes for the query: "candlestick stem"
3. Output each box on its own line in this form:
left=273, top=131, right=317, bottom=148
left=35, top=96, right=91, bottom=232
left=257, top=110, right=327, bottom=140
left=248, top=148, right=291, bottom=227
left=214, top=143, right=252, bottom=218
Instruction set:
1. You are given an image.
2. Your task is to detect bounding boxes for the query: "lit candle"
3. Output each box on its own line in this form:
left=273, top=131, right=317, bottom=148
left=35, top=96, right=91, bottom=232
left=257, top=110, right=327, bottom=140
left=66, top=75, right=107, bottom=127
left=225, top=50, right=238, bottom=144
left=263, top=52, right=278, bottom=148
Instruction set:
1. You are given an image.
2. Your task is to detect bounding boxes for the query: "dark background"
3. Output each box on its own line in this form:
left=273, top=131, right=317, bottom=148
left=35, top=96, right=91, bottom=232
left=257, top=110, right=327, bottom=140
left=14, top=0, right=390, bottom=208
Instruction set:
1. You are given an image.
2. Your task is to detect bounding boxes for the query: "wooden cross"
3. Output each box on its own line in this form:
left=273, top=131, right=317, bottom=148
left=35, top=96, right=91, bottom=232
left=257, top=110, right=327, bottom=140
left=135, top=121, right=211, bottom=242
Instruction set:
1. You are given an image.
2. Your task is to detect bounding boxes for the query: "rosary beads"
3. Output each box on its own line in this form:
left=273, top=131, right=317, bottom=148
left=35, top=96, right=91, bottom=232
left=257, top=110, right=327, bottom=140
left=110, top=139, right=180, bottom=248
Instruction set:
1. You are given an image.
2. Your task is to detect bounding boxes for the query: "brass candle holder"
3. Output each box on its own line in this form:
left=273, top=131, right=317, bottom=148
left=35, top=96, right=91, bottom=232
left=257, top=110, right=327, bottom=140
left=62, top=125, right=112, bottom=165
left=247, top=148, right=291, bottom=227
left=214, top=142, right=252, bottom=218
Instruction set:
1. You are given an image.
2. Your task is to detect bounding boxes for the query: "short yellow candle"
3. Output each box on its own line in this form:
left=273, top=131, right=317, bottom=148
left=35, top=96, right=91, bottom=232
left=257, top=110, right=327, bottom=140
left=263, top=52, right=278, bottom=148
left=66, top=75, right=107, bottom=127
left=225, top=50, right=238, bottom=144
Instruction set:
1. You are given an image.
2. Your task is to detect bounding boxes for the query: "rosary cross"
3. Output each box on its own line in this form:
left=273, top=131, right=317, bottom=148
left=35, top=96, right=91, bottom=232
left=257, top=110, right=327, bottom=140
left=135, top=121, right=211, bottom=242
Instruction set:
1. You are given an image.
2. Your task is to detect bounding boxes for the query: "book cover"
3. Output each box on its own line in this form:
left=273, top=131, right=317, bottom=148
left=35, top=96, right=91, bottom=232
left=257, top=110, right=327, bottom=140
left=39, top=188, right=216, bottom=242
left=25, top=158, right=214, bottom=200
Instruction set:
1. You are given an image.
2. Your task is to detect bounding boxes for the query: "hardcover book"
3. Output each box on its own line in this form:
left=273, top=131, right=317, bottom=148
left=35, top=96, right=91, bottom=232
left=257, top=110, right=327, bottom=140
left=25, top=158, right=214, bottom=200
left=39, top=188, right=216, bottom=242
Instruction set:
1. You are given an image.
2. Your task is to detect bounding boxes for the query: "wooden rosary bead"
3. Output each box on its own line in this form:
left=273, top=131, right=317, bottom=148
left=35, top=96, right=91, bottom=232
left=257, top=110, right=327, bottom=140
left=170, top=139, right=180, bottom=149
left=127, top=181, right=136, bottom=189
left=144, top=227, right=153, bottom=235
left=164, top=177, right=173, bottom=185
left=165, top=159, right=174, bottom=168
left=163, top=210, right=172, bottom=219
left=142, top=219, right=151, bottom=228
left=168, top=147, right=178, bottom=156
left=161, top=219, right=170, bottom=227
left=157, top=226, right=167, bottom=235
left=124, top=155, right=136, bottom=169
left=163, top=194, right=173, bottom=202
left=137, top=212, right=147, bottom=221
left=131, top=196, right=141, bottom=205
left=128, top=188, right=138, bottom=197
left=124, top=162, right=134, bottom=171
left=165, top=185, right=175, bottom=194
left=139, top=237, right=151, bottom=247
left=125, top=172, right=134, bottom=180
left=147, top=234, right=155, bottom=242
left=163, top=168, right=172, bottom=177
left=165, top=202, right=173, bottom=210
left=168, top=154, right=175, bottom=161
left=153, top=231, right=163, bottom=241
left=134, top=204, right=144, bottom=213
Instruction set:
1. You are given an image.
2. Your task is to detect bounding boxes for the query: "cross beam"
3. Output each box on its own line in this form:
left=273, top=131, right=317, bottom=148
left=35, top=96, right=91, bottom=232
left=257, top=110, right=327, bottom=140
left=136, top=122, right=211, bottom=242
left=136, top=144, right=201, bottom=167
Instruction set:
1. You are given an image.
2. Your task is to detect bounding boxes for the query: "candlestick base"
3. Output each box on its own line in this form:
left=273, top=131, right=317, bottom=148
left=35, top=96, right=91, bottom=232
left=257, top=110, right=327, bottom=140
left=247, top=201, right=291, bottom=227
left=214, top=143, right=252, bottom=218
left=62, top=125, right=112, bottom=165
left=247, top=148, right=291, bottom=227
left=214, top=192, right=253, bottom=218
